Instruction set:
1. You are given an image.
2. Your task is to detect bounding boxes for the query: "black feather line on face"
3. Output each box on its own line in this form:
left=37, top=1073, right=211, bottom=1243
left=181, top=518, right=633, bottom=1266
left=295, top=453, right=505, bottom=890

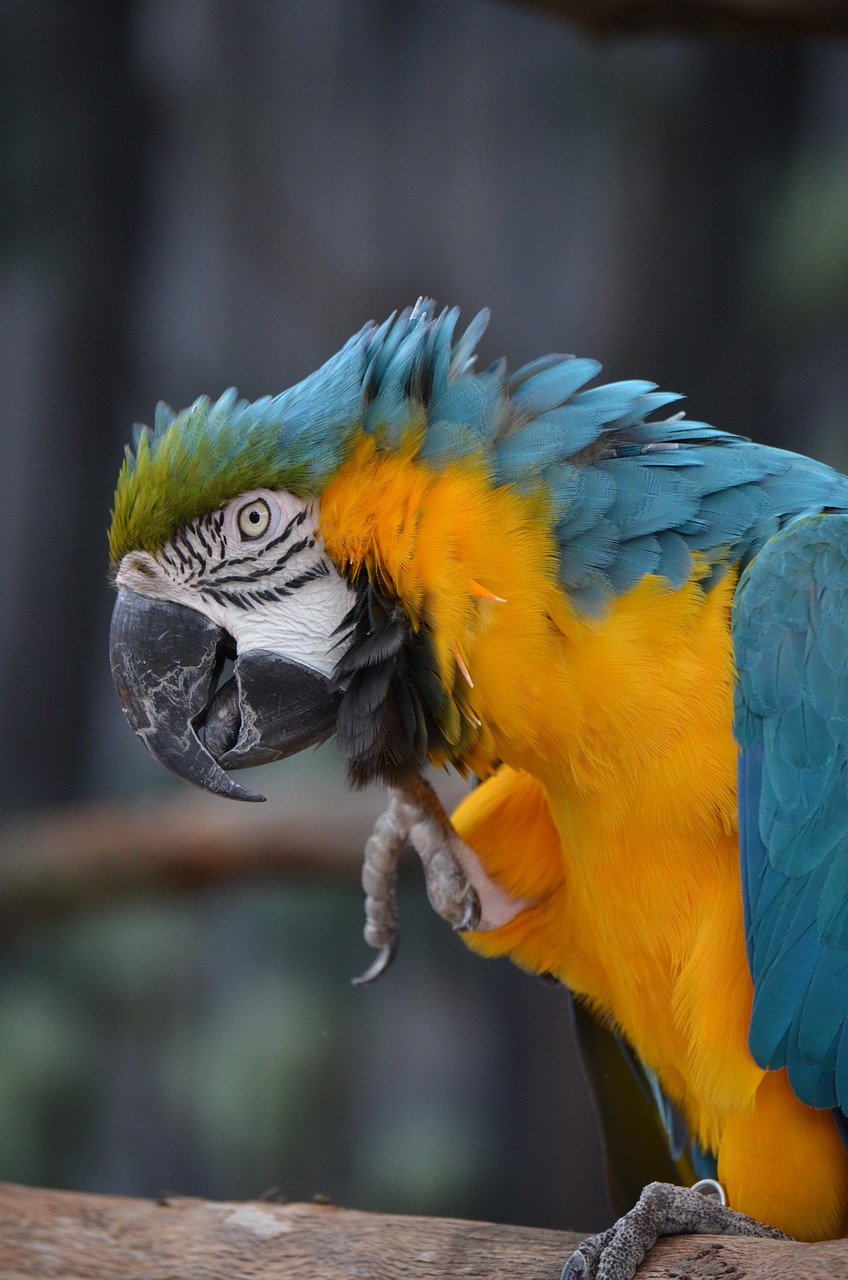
left=330, top=574, right=463, bottom=787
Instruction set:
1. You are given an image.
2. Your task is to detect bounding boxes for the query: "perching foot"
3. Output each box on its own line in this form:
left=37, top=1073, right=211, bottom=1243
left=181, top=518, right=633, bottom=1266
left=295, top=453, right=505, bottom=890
left=353, top=768, right=532, bottom=984
left=561, top=1181, right=787, bottom=1280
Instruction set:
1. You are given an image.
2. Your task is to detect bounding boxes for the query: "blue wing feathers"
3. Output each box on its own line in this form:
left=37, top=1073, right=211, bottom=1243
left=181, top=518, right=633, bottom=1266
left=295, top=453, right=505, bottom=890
left=503, top=352, right=566, bottom=390
left=613, top=390, right=685, bottom=429
left=550, top=466, right=617, bottom=535
left=556, top=520, right=621, bottom=588
left=734, top=513, right=848, bottom=1110
left=737, top=743, right=764, bottom=928
left=420, top=307, right=459, bottom=395
left=820, top=847, right=848, bottom=948
left=768, top=702, right=832, bottom=773
left=606, top=535, right=662, bottom=595
left=836, top=1027, right=848, bottom=1108
left=768, top=771, right=844, bottom=872
left=653, top=530, right=694, bottom=587
left=447, top=306, right=491, bottom=377
left=750, top=899, right=821, bottom=1058
left=506, top=356, right=601, bottom=414
left=797, top=951, right=848, bottom=1064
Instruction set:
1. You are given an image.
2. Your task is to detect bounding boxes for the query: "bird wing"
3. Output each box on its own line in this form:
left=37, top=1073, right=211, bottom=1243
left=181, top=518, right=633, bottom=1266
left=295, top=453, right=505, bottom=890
left=733, top=511, right=848, bottom=1111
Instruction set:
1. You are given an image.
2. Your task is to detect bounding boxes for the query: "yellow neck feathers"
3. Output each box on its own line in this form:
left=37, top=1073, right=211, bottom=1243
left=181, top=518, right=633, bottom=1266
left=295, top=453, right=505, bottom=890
left=319, top=433, right=567, bottom=773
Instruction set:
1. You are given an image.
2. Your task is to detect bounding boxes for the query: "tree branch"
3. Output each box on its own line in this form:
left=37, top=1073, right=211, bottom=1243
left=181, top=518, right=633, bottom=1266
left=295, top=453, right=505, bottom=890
left=528, top=0, right=848, bottom=38
left=0, top=1182, right=846, bottom=1279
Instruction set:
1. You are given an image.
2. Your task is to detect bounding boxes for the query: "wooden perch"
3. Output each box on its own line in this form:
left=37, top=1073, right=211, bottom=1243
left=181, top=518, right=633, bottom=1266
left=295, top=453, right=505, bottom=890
left=530, top=0, right=848, bottom=38
left=1, top=1181, right=847, bottom=1279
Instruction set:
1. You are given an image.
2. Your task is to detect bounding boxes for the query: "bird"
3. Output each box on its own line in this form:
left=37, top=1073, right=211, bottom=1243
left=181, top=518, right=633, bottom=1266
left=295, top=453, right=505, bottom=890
left=108, top=300, right=848, bottom=1276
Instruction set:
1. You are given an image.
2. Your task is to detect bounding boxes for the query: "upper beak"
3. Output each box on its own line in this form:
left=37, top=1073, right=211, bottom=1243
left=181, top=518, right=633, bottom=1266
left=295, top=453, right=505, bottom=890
left=109, top=587, right=340, bottom=801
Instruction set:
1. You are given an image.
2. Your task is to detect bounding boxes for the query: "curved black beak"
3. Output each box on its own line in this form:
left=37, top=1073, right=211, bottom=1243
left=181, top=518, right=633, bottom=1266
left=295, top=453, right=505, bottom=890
left=109, top=588, right=339, bottom=801
left=204, top=650, right=340, bottom=769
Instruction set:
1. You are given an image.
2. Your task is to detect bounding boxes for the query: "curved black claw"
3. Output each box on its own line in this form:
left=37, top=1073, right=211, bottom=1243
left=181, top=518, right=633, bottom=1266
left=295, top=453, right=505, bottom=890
left=351, top=943, right=397, bottom=987
left=561, top=1182, right=787, bottom=1280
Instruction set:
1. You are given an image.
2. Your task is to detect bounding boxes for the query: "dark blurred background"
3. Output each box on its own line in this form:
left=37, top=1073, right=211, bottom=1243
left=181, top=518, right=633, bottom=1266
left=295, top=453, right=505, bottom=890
left=1, top=0, right=848, bottom=1236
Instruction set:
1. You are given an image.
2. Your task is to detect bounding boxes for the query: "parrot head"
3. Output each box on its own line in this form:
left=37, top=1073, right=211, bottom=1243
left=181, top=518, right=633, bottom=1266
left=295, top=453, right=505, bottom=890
left=108, top=301, right=504, bottom=801
left=110, top=486, right=352, bottom=802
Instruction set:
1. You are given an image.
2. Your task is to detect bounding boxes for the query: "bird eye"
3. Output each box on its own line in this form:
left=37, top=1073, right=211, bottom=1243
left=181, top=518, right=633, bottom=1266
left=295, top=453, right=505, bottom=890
left=236, top=498, right=271, bottom=540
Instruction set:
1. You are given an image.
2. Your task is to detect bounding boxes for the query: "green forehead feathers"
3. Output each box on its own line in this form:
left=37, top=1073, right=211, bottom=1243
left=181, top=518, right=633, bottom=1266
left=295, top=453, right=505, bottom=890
left=108, top=303, right=493, bottom=564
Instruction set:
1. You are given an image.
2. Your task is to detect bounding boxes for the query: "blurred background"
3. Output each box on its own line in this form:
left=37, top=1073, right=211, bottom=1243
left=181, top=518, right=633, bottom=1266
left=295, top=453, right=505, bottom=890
left=1, top=0, right=848, bottom=1237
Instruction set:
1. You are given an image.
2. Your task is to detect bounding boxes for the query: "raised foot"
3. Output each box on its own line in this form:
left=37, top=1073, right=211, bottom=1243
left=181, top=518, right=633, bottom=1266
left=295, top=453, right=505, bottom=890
left=561, top=1182, right=788, bottom=1280
left=353, top=769, right=534, bottom=984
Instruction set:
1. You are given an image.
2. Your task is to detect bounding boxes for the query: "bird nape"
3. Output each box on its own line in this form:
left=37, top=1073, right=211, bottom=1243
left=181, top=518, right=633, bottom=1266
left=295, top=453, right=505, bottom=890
left=108, top=300, right=848, bottom=1277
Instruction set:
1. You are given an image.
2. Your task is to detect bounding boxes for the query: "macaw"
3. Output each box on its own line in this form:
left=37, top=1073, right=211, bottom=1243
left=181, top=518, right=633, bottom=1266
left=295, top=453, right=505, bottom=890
left=108, top=301, right=848, bottom=1276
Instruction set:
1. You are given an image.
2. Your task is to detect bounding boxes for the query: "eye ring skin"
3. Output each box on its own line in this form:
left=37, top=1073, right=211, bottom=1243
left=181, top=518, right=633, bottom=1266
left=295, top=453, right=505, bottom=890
left=221, top=488, right=286, bottom=547
left=236, top=497, right=272, bottom=540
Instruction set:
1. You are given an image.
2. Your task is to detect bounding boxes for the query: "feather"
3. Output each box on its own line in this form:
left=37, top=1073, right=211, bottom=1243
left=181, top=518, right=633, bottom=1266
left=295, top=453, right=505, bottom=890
left=153, top=402, right=176, bottom=434
left=735, top=512, right=848, bottom=1118
left=448, top=308, right=490, bottom=377
left=606, top=535, right=662, bottom=595
left=507, top=356, right=601, bottom=416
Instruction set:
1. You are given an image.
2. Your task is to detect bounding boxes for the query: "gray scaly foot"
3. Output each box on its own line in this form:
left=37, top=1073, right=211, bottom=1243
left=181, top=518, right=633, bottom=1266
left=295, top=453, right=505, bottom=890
left=561, top=1181, right=787, bottom=1280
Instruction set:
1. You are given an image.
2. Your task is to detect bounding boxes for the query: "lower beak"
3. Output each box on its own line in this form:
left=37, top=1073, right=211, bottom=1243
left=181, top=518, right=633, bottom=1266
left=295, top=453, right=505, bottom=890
left=109, top=588, right=339, bottom=801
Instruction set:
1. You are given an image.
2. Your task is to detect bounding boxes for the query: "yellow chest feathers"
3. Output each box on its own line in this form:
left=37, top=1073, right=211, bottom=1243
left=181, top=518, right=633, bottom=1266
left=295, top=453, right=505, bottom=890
left=320, top=436, right=739, bottom=823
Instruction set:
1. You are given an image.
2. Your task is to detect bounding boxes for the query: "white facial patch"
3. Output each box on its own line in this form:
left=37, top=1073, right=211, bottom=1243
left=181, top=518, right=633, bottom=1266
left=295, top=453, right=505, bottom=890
left=115, top=490, right=356, bottom=678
